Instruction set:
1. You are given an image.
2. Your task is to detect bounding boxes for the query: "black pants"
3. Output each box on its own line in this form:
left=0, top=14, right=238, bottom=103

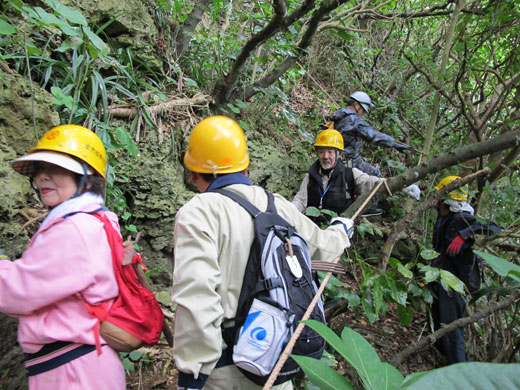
left=431, top=283, right=468, bottom=364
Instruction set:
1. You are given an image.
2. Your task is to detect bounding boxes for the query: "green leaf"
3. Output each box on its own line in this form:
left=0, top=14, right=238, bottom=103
left=389, top=258, right=413, bottom=279
left=34, top=7, right=78, bottom=36
left=0, top=19, right=16, bottom=35
left=45, top=0, right=88, bottom=26
left=420, top=265, right=440, bottom=284
left=51, top=86, right=74, bottom=109
left=129, top=350, right=142, bottom=361
left=292, top=355, right=355, bottom=390
left=125, top=224, right=138, bottom=232
left=305, top=206, right=321, bottom=217
left=440, top=270, right=465, bottom=294
left=303, top=320, right=346, bottom=357
left=83, top=26, right=108, bottom=57
left=420, top=249, right=439, bottom=261
left=184, top=76, right=199, bottom=88
left=25, top=43, right=42, bottom=56
left=475, top=250, right=520, bottom=282
left=115, top=127, right=139, bottom=156
left=239, top=120, right=249, bottom=131
left=339, top=327, right=381, bottom=388
left=363, top=297, right=377, bottom=323
left=227, top=103, right=240, bottom=114
left=367, top=361, right=404, bottom=390
left=121, top=357, right=134, bottom=371
left=56, top=37, right=84, bottom=52
left=396, top=304, right=414, bottom=326
left=235, top=99, right=249, bottom=110
left=401, top=362, right=520, bottom=390
left=96, top=127, right=120, bottom=152
left=344, top=291, right=361, bottom=307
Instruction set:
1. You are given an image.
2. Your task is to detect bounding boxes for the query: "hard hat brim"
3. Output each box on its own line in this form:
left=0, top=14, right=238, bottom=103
left=12, top=151, right=93, bottom=177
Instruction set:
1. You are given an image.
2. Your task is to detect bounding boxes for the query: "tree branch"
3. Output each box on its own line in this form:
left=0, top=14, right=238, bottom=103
left=390, top=290, right=520, bottom=367
left=344, top=129, right=520, bottom=217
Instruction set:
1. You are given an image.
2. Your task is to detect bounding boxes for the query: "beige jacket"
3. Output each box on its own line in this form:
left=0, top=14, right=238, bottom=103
left=171, top=183, right=350, bottom=379
left=292, top=167, right=382, bottom=213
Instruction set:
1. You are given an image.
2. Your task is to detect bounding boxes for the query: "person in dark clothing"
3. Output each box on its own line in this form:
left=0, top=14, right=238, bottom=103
left=331, top=91, right=412, bottom=215
left=331, top=91, right=412, bottom=176
left=292, top=128, right=420, bottom=223
left=430, top=175, right=501, bottom=364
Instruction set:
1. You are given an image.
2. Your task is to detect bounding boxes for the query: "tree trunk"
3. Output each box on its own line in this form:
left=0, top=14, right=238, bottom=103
left=345, top=129, right=520, bottom=217
left=420, top=0, right=465, bottom=163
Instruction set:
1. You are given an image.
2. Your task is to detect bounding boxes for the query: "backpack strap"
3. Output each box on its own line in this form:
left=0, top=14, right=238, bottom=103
left=344, top=166, right=355, bottom=200
left=210, top=188, right=277, bottom=216
left=209, top=188, right=284, bottom=292
left=63, top=208, right=115, bottom=355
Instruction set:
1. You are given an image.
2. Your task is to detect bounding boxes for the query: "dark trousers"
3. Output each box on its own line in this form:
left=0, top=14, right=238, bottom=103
left=431, top=283, right=468, bottom=364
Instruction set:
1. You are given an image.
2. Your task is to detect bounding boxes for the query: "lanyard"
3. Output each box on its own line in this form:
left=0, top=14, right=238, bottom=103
left=318, top=182, right=333, bottom=209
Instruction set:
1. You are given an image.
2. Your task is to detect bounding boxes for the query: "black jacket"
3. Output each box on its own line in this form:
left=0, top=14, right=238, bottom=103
left=432, top=210, right=501, bottom=281
left=307, top=160, right=354, bottom=217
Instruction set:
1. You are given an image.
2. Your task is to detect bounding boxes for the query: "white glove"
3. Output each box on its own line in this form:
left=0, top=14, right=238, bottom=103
left=403, top=184, right=421, bottom=200
left=330, top=217, right=355, bottom=239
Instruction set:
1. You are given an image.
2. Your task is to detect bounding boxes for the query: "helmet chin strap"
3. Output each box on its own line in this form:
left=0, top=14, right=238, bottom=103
left=71, top=162, right=89, bottom=199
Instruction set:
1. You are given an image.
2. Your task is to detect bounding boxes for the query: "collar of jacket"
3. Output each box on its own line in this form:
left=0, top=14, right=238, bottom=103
left=205, top=172, right=251, bottom=191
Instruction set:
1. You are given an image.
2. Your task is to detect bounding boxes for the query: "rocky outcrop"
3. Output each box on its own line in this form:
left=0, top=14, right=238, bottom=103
left=60, top=0, right=161, bottom=69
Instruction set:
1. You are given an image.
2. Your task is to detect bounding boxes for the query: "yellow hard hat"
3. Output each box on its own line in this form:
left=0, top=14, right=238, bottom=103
left=435, top=175, right=469, bottom=201
left=11, top=124, right=107, bottom=178
left=183, top=116, right=250, bottom=174
left=314, top=128, right=344, bottom=151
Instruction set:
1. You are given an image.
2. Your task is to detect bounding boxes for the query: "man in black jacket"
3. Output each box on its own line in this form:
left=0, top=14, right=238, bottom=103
left=292, top=128, right=420, bottom=223
left=431, top=175, right=501, bottom=364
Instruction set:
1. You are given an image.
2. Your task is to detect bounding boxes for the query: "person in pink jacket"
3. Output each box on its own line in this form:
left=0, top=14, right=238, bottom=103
left=0, top=125, right=125, bottom=389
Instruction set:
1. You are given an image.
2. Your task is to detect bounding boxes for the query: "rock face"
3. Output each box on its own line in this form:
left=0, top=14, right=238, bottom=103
left=60, top=0, right=161, bottom=69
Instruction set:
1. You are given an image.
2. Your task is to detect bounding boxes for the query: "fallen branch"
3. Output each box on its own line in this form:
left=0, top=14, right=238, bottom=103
left=106, top=93, right=210, bottom=118
left=390, top=289, right=520, bottom=367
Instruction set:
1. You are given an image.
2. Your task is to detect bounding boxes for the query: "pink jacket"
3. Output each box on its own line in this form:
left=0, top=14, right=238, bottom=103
left=0, top=208, right=119, bottom=354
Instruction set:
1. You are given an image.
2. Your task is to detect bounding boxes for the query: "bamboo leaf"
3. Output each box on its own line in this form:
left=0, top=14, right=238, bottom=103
left=45, top=0, right=88, bottom=26
left=115, top=127, right=139, bottom=156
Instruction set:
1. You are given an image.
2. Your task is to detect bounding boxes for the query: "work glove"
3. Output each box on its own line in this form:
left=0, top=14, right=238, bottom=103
left=330, top=217, right=355, bottom=239
left=394, top=142, right=412, bottom=152
left=402, top=184, right=421, bottom=200
left=446, top=235, right=465, bottom=256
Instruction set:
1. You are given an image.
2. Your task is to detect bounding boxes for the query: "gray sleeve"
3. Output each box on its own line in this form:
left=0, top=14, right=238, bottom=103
left=292, top=173, right=310, bottom=213
left=352, top=116, right=400, bottom=148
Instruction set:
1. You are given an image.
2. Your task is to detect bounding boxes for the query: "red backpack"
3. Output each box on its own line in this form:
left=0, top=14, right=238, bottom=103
left=82, top=212, right=165, bottom=353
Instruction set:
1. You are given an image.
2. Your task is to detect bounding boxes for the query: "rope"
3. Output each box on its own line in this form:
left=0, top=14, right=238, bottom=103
left=262, top=180, right=384, bottom=389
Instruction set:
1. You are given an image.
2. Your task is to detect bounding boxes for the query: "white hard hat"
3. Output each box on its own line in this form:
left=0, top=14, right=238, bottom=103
left=350, top=91, right=375, bottom=113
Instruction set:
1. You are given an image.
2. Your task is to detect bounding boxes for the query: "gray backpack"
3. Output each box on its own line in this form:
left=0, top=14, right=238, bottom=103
left=212, top=188, right=326, bottom=386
